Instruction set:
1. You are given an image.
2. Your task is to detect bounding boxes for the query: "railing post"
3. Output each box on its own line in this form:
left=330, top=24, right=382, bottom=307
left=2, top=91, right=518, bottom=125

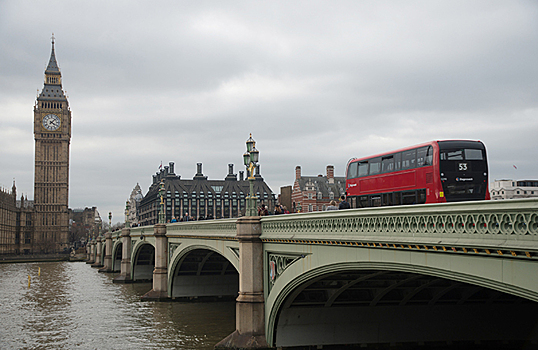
left=216, top=216, right=270, bottom=349
left=114, top=227, right=132, bottom=283
left=91, top=236, right=103, bottom=268
left=99, top=232, right=113, bottom=272
left=141, top=223, right=168, bottom=300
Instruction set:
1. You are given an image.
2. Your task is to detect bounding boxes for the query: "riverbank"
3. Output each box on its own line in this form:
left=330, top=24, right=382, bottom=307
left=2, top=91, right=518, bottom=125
left=0, top=254, right=72, bottom=264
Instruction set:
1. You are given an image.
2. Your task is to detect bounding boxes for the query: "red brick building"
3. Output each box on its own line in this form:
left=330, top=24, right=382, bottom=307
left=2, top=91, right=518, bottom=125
left=291, top=165, right=346, bottom=213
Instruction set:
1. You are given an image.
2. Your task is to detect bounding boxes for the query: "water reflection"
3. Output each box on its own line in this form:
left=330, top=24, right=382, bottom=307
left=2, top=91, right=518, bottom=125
left=0, top=262, right=235, bottom=350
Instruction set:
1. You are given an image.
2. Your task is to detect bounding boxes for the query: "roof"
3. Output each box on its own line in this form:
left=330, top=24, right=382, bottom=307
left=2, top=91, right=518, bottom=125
left=38, top=37, right=68, bottom=103
left=139, top=168, right=275, bottom=207
left=295, top=176, right=346, bottom=198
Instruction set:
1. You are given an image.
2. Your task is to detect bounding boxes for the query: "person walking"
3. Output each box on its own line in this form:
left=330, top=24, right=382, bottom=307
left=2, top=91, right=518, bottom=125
left=326, top=200, right=338, bottom=211
left=338, top=195, right=351, bottom=209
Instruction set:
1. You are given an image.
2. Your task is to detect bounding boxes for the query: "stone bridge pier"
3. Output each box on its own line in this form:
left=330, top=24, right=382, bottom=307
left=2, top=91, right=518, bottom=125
left=99, top=232, right=113, bottom=273
left=91, top=236, right=103, bottom=268
left=216, top=216, right=269, bottom=349
left=86, top=240, right=95, bottom=264
left=113, top=227, right=132, bottom=283
left=141, top=223, right=169, bottom=300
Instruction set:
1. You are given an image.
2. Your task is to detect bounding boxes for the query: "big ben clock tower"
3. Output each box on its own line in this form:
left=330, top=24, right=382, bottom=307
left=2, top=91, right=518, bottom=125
left=33, top=35, right=71, bottom=253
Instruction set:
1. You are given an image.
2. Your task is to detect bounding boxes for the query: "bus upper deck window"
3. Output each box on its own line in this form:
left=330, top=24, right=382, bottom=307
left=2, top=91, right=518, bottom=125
left=358, top=161, right=369, bottom=177
left=446, top=150, right=463, bottom=160
left=347, top=162, right=358, bottom=179
left=382, top=155, right=394, bottom=173
left=369, top=158, right=381, bottom=175
left=394, top=153, right=401, bottom=170
left=464, top=149, right=483, bottom=160
left=402, top=149, right=416, bottom=169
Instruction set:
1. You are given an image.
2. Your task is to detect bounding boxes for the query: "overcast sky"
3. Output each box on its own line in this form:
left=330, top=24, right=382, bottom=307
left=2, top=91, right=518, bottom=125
left=1, top=1, right=537, bottom=222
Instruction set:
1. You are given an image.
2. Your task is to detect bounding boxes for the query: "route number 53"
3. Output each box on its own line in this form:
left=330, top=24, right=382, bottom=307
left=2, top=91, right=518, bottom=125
left=459, top=163, right=468, bottom=171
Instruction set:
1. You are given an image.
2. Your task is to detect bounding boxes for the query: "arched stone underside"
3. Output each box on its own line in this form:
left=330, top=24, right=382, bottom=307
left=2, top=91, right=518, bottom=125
left=170, top=248, right=239, bottom=300
left=269, top=264, right=538, bottom=348
left=132, top=243, right=155, bottom=281
left=112, top=242, right=122, bottom=272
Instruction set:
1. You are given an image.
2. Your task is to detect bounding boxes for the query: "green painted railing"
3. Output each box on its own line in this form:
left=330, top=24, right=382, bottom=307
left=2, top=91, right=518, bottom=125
left=107, top=199, right=538, bottom=253
left=166, top=218, right=237, bottom=238
left=260, top=198, right=538, bottom=252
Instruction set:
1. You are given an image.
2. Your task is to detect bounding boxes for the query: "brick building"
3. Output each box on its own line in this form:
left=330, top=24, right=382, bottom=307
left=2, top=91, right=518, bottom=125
left=0, top=183, right=34, bottom=255
left=291, top=165, right=346, bottom=213
left=138, top=162, right=275, bottom=225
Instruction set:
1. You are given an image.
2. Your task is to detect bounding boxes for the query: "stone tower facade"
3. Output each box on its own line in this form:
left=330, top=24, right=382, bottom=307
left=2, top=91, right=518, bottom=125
left=33, top=36, right=71, bottom=253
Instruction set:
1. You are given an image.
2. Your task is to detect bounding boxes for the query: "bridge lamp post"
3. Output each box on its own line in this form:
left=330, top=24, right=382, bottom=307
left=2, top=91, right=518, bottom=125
left=125, top=200, right=130, bottom=229
left=108, top=212, right=112, bottom=233
left=243, top=133, right=259, bottom=217
left=158, top=179, right=165, bottom=224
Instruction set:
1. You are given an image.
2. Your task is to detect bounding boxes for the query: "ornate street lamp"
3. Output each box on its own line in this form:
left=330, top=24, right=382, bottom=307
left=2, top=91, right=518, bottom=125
left=158, top=179, right=165, bottom=224
left=108, top=212, right=112, bottom=233
left=243, top=133, right=259, bottom=216
left=125, top=200, right=130, bottom=228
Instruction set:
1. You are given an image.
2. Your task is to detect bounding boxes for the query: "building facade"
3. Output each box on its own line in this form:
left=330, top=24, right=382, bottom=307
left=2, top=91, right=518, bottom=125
left=0, top=183, right=35, bottom=255
left=69, top=207, right=101, bottom=246
left=33, top=36, right=72, bottom=253
left=0, top=184, right=18, bottom=255
left=138, top=162, right=275, bottom=226
left=490, top=180, right=538, bottom=200
left=291, top=165, right=346, bottom=213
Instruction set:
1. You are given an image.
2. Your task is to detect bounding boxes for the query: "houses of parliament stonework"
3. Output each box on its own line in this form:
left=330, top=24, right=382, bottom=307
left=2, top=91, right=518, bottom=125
left=0, top=37, right=71, bottom=255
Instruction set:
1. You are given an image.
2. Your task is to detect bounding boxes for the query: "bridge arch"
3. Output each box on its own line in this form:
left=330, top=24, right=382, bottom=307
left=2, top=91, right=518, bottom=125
left=131, top=241, right=155, bottom=281
left=111, top=240, right=122, bottom=272
left=265, top=248, right=538, bottom=347
left=99, top=241, right=106, bottom=266
left=168, top=243, right=239, bottom=300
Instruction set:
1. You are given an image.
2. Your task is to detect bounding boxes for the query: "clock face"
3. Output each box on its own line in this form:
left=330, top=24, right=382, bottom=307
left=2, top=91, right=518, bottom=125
left=42, top=114, right=61, bottom=131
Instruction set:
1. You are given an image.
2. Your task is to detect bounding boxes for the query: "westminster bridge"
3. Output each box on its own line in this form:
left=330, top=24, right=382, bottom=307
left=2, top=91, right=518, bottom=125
left=87, top=199, right=538, bottom=348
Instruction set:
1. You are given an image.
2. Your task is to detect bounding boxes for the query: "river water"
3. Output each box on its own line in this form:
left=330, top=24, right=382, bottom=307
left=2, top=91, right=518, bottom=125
left=0, top=261, right=235, bottom=350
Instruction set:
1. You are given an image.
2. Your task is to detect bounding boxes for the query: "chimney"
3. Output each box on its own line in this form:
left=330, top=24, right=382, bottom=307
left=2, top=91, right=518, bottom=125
left=239, top=171, right=244, bottom=181
left=295, top=166, right=301, bottom=180
left=327, top=165, right=334, bottom=184
left=228, top=164, right=234, bottom=175
left=164, top=165, right=169, bottom=175
left=197, top=163, right=202, bottom=175
left=169, top=162, right=175, bottom=174
left=152, top=174, right=157, bottom=184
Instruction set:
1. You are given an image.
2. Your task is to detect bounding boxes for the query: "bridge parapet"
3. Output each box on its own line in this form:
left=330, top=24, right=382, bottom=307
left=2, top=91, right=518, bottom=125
left=166, top=218, right=237, bottom=238
left=261, top=198, right=538, bottom=254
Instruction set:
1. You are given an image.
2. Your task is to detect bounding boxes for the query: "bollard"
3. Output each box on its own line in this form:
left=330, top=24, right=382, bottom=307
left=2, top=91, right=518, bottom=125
left=28, top=275, right=31, bottom=288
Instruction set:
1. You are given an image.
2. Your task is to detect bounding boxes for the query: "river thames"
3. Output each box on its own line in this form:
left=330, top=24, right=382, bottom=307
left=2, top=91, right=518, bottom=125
left=0, top=261, right=235, bottom=350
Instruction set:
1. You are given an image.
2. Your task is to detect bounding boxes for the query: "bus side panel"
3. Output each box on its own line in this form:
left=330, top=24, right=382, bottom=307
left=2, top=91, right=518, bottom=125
left=359, top=171, right=416, bottom=194
left=346, top=178, right=360, bottom=197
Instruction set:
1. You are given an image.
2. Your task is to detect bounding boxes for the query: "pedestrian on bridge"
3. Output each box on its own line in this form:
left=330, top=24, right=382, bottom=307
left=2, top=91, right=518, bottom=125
left=326, top=200, right=338, bottom=211
left=339, top=195, right=351, bottom=210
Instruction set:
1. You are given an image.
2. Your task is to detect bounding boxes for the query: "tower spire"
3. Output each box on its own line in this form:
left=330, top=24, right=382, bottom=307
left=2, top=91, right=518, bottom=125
left=46, top=33, right=60, bottom=74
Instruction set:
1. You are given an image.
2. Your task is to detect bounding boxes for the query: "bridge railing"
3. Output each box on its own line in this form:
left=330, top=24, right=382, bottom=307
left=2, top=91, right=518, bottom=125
left=260, top=198, right=538, bottom=253
left=165, top=218, right=237, bottom=239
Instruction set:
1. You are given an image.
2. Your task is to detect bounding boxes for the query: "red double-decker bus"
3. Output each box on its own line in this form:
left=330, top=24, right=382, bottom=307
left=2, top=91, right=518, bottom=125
left=345, top=140, right=490, bottom=208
